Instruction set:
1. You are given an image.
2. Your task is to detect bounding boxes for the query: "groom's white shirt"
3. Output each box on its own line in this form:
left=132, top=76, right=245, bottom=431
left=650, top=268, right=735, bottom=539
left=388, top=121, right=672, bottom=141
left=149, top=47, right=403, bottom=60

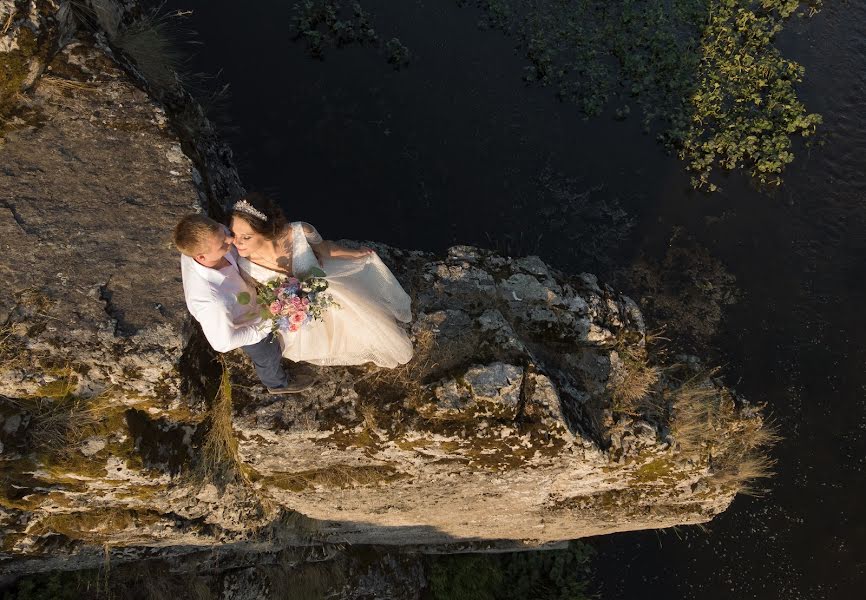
left=180, top=246, right=268, bottom=353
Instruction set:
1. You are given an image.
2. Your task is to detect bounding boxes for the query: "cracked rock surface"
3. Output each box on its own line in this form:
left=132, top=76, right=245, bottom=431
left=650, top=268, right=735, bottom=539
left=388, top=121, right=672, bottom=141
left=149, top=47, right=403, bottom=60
left=225, top=245, right=736, bottom=547
left=0, top=40, right=197, bottom=400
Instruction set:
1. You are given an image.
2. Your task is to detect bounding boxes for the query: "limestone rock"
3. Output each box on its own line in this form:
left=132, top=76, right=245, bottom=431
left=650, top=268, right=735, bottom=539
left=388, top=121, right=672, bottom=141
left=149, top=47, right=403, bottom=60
left=0, top=0, right=764, bottom=579
left=0, top=41, right=195, bottom=403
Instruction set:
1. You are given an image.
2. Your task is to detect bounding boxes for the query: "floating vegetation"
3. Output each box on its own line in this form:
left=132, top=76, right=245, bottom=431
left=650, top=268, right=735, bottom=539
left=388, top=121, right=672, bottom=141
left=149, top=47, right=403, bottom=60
left=291, top=0, right=378, bottom=57
left=462, top=0, right=822, bottom=189
left=534, top=167, right=636, bottom=272
left=680, top=0, right=823, bottom=188
left=291, top=0, right=411, bottom=68
left=385, top=37, right=410, bottom=69
left=618, top=231, right=740, bottom=350
left=489, top=167, right=635, bottom=273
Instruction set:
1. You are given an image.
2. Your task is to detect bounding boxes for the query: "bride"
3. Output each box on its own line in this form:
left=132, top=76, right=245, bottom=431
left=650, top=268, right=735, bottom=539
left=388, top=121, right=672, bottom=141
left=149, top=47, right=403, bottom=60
left=229, top=193, right=413, bottom=368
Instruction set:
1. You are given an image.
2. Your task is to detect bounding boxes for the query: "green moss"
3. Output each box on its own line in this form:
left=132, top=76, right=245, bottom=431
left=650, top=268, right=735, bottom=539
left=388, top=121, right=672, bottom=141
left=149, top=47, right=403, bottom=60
left=0, top=487, right=78, bottom=512
left=458, top=433, right=565, bottom=471
left=0, top=22, right=53, bottom=137
left=394, top=438, right=433, bottom=452
left=1, top=532, right=28, bottom=553
left=631, top=458, right=675, bottom=483
left=0, top=461, right=87, bottom=512
left=0, top=24, right=37, bottom=116
left=122, top=365, right=143, bottom=380
left=113, top=483, right=170, bottom=502
left=31, top=374, right=78, bottom=400
left=320, top=426, right=384, bottom=454
left=263, top=463, right=407, bottom=493
left=30, top=508, right=163, bottom=541
left=42, top=52, right=91, bottom=82
left=152, top=372, right=177, bottom=399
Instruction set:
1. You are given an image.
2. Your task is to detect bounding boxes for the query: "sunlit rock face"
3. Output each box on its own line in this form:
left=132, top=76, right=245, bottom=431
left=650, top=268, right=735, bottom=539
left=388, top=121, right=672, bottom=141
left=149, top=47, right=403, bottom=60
left=0, top=37, right=197, bottom=403
left=1, top=0, right=745, bottom=578
left=230, top=245, right=735, bottom=547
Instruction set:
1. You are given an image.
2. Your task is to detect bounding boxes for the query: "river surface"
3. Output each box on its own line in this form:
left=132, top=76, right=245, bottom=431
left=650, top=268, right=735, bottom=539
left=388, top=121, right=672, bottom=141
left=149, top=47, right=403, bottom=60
left=163, top=1, right=866, bottom=597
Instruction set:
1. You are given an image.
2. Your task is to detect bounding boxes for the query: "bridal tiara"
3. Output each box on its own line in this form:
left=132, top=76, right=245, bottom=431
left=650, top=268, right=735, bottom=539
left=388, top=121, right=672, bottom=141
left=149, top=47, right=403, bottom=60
left=233, top=199, right=268, bottom=221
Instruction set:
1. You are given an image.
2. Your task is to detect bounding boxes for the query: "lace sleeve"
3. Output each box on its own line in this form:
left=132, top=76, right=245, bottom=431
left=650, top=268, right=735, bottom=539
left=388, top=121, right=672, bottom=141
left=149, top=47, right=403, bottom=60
left=299, top=222, right=323, bottom=245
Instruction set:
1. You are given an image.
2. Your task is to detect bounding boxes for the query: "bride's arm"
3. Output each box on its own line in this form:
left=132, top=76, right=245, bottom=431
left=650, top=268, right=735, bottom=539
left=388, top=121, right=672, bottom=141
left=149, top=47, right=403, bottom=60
left=302, top=224, right=373, bottom=260
left=319, top=240, right=374, bottom=259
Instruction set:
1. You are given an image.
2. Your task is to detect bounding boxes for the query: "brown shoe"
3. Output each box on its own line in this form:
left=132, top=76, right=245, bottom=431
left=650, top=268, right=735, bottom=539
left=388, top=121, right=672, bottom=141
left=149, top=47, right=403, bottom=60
left=267, top=375, right=315, bottom=395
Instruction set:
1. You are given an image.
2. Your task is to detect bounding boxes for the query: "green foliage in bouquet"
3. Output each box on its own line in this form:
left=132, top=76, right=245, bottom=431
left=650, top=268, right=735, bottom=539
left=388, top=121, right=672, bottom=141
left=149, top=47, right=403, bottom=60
left=237, top=268, right=339, bottom=333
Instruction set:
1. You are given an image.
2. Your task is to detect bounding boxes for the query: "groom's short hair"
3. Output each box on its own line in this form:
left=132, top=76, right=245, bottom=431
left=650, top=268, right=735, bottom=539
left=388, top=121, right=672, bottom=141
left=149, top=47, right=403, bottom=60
left=173, top=214, right=222, bottom=256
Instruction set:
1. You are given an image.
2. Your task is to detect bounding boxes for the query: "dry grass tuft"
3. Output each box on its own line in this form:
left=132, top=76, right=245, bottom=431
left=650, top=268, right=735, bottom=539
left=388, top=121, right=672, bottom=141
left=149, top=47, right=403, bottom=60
left=711, top=452, right=777, bottom=496
left=710, top=413, right=781, bottom=496
left=668, top=371, right=780, bottom=495
left=668, top=374, right=725, bottom=456
left=361, top=326, right=438, bottom=388
left=10, top=372, right=112, bottom=461
left=607, top=338, right=660, bottom=416
left=0, top=327, right=35, bottom=378
left=198, top=359, right=248, bottom=487
left=353, top=326, right=439, bottom=414
left=113, top=9, right=184, bottom=90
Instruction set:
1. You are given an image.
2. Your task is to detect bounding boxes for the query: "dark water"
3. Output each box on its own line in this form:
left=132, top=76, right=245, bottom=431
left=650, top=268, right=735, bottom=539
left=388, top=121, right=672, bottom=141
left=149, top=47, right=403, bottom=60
left=163, top=0, right=866, bottom=597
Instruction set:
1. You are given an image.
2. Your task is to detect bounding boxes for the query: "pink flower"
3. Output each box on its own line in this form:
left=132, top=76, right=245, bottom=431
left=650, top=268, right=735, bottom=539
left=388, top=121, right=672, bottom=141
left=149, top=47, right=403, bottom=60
left=290, top=311, right=306, bottom=324
left=269, top=301, right=281, bottom=315
left=280, top=303, right=293, bottom=316
left=301, top=297, right=310, bottom=307
left=288, top=277, right=299, bottom=286
left=291, top=297, right=304, bottom=309
left=289, top=323, right=300, bottom=332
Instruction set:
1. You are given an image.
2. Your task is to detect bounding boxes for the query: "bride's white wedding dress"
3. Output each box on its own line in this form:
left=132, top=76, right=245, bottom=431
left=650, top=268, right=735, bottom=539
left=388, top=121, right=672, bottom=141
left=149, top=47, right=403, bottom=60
left=237, top=222, right=414, bottom=368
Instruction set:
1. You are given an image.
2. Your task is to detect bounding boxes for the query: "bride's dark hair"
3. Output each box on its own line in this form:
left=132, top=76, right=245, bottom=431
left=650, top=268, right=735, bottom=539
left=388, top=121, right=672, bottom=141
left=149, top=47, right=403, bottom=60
left=231, top=192, right=288, bottom=240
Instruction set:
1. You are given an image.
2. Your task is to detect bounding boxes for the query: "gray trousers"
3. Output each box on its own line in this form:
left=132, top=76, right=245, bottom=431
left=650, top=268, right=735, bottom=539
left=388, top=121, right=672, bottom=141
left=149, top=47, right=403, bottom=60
left=241, top=333, right=289, bottom=388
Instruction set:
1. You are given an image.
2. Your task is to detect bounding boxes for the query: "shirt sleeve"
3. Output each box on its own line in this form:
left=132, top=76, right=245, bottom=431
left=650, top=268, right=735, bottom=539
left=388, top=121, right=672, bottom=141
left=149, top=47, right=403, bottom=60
left=195, top=302, right=269, bottom=353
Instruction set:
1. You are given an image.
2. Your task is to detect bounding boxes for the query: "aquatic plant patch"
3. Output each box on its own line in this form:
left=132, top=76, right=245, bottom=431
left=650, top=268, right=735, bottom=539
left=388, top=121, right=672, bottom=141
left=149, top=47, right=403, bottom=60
left=462, top=0, right=822, bottom=189
left=679, top=0, right=822, bottom=188
left=290, top=0, right=411, bottom=68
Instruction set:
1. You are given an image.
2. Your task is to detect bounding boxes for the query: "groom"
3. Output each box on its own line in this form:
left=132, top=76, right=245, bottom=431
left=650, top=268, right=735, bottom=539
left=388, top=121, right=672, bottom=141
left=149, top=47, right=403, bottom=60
left=173, top=213, right=313, bottom=394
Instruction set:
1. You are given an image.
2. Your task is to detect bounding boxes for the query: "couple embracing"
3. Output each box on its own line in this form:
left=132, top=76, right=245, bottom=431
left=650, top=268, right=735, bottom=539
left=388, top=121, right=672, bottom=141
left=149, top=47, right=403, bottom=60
left=173, top=193, right=414, bottom=394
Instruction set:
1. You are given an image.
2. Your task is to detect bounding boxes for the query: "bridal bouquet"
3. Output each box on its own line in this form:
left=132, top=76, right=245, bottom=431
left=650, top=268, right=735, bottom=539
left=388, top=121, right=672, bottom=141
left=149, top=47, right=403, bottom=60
left=238, top=267, right=340, bottom=333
